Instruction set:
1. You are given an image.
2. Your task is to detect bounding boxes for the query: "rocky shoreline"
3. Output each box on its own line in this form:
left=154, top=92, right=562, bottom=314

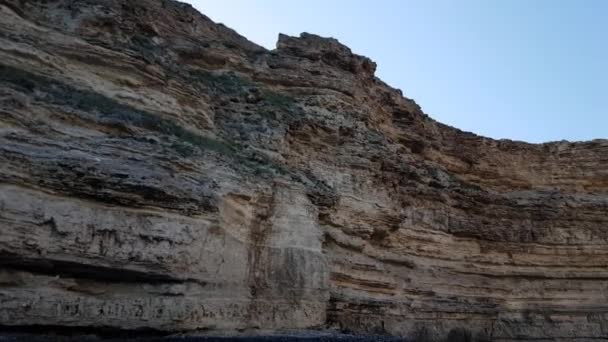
left=0, top=333, right=407, bottom=342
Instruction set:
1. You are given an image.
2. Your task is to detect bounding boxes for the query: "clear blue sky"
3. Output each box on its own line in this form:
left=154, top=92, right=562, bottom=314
left=188, top=0, right=607, bottom=143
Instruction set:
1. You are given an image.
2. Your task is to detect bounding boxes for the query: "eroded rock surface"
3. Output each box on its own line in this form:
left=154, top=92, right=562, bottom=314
left=1, top=0, right=607, bottom=340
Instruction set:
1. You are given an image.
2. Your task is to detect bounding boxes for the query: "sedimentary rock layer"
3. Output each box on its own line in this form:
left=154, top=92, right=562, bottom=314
left=0, top=0, right=607, bottom=340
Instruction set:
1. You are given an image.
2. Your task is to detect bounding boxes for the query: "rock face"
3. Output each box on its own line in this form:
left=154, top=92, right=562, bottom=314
left=0, top=0, right=607, bottom=340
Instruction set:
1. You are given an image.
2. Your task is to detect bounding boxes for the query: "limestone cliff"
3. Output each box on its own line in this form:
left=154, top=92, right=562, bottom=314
left=0, top=0, right=607, bottom=340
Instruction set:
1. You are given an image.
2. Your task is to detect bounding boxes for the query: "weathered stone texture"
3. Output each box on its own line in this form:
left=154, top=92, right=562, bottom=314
left=0, top=1, right=607, bottom=340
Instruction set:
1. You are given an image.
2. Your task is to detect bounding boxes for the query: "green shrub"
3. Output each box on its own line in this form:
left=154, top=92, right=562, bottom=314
left=1, top=65, right=291, bottom=177
left=190, top=70, right=251, bottom=95
left=0, top=64, right=236, bottom=156
left=263, top=92, right=296, bottom=110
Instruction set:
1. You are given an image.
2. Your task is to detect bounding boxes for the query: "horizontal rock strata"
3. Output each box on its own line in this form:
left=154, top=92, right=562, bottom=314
left=0, top=0, right=607, bottom=340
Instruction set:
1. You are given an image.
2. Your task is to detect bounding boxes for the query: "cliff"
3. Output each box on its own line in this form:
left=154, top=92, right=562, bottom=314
left=0, top=0, right=607, bottom=341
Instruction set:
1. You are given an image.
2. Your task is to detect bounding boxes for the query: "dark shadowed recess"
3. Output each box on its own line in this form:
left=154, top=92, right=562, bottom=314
left=0, top=326, right=407, bottom=342
left=0, top=252, right=185, bottom=284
